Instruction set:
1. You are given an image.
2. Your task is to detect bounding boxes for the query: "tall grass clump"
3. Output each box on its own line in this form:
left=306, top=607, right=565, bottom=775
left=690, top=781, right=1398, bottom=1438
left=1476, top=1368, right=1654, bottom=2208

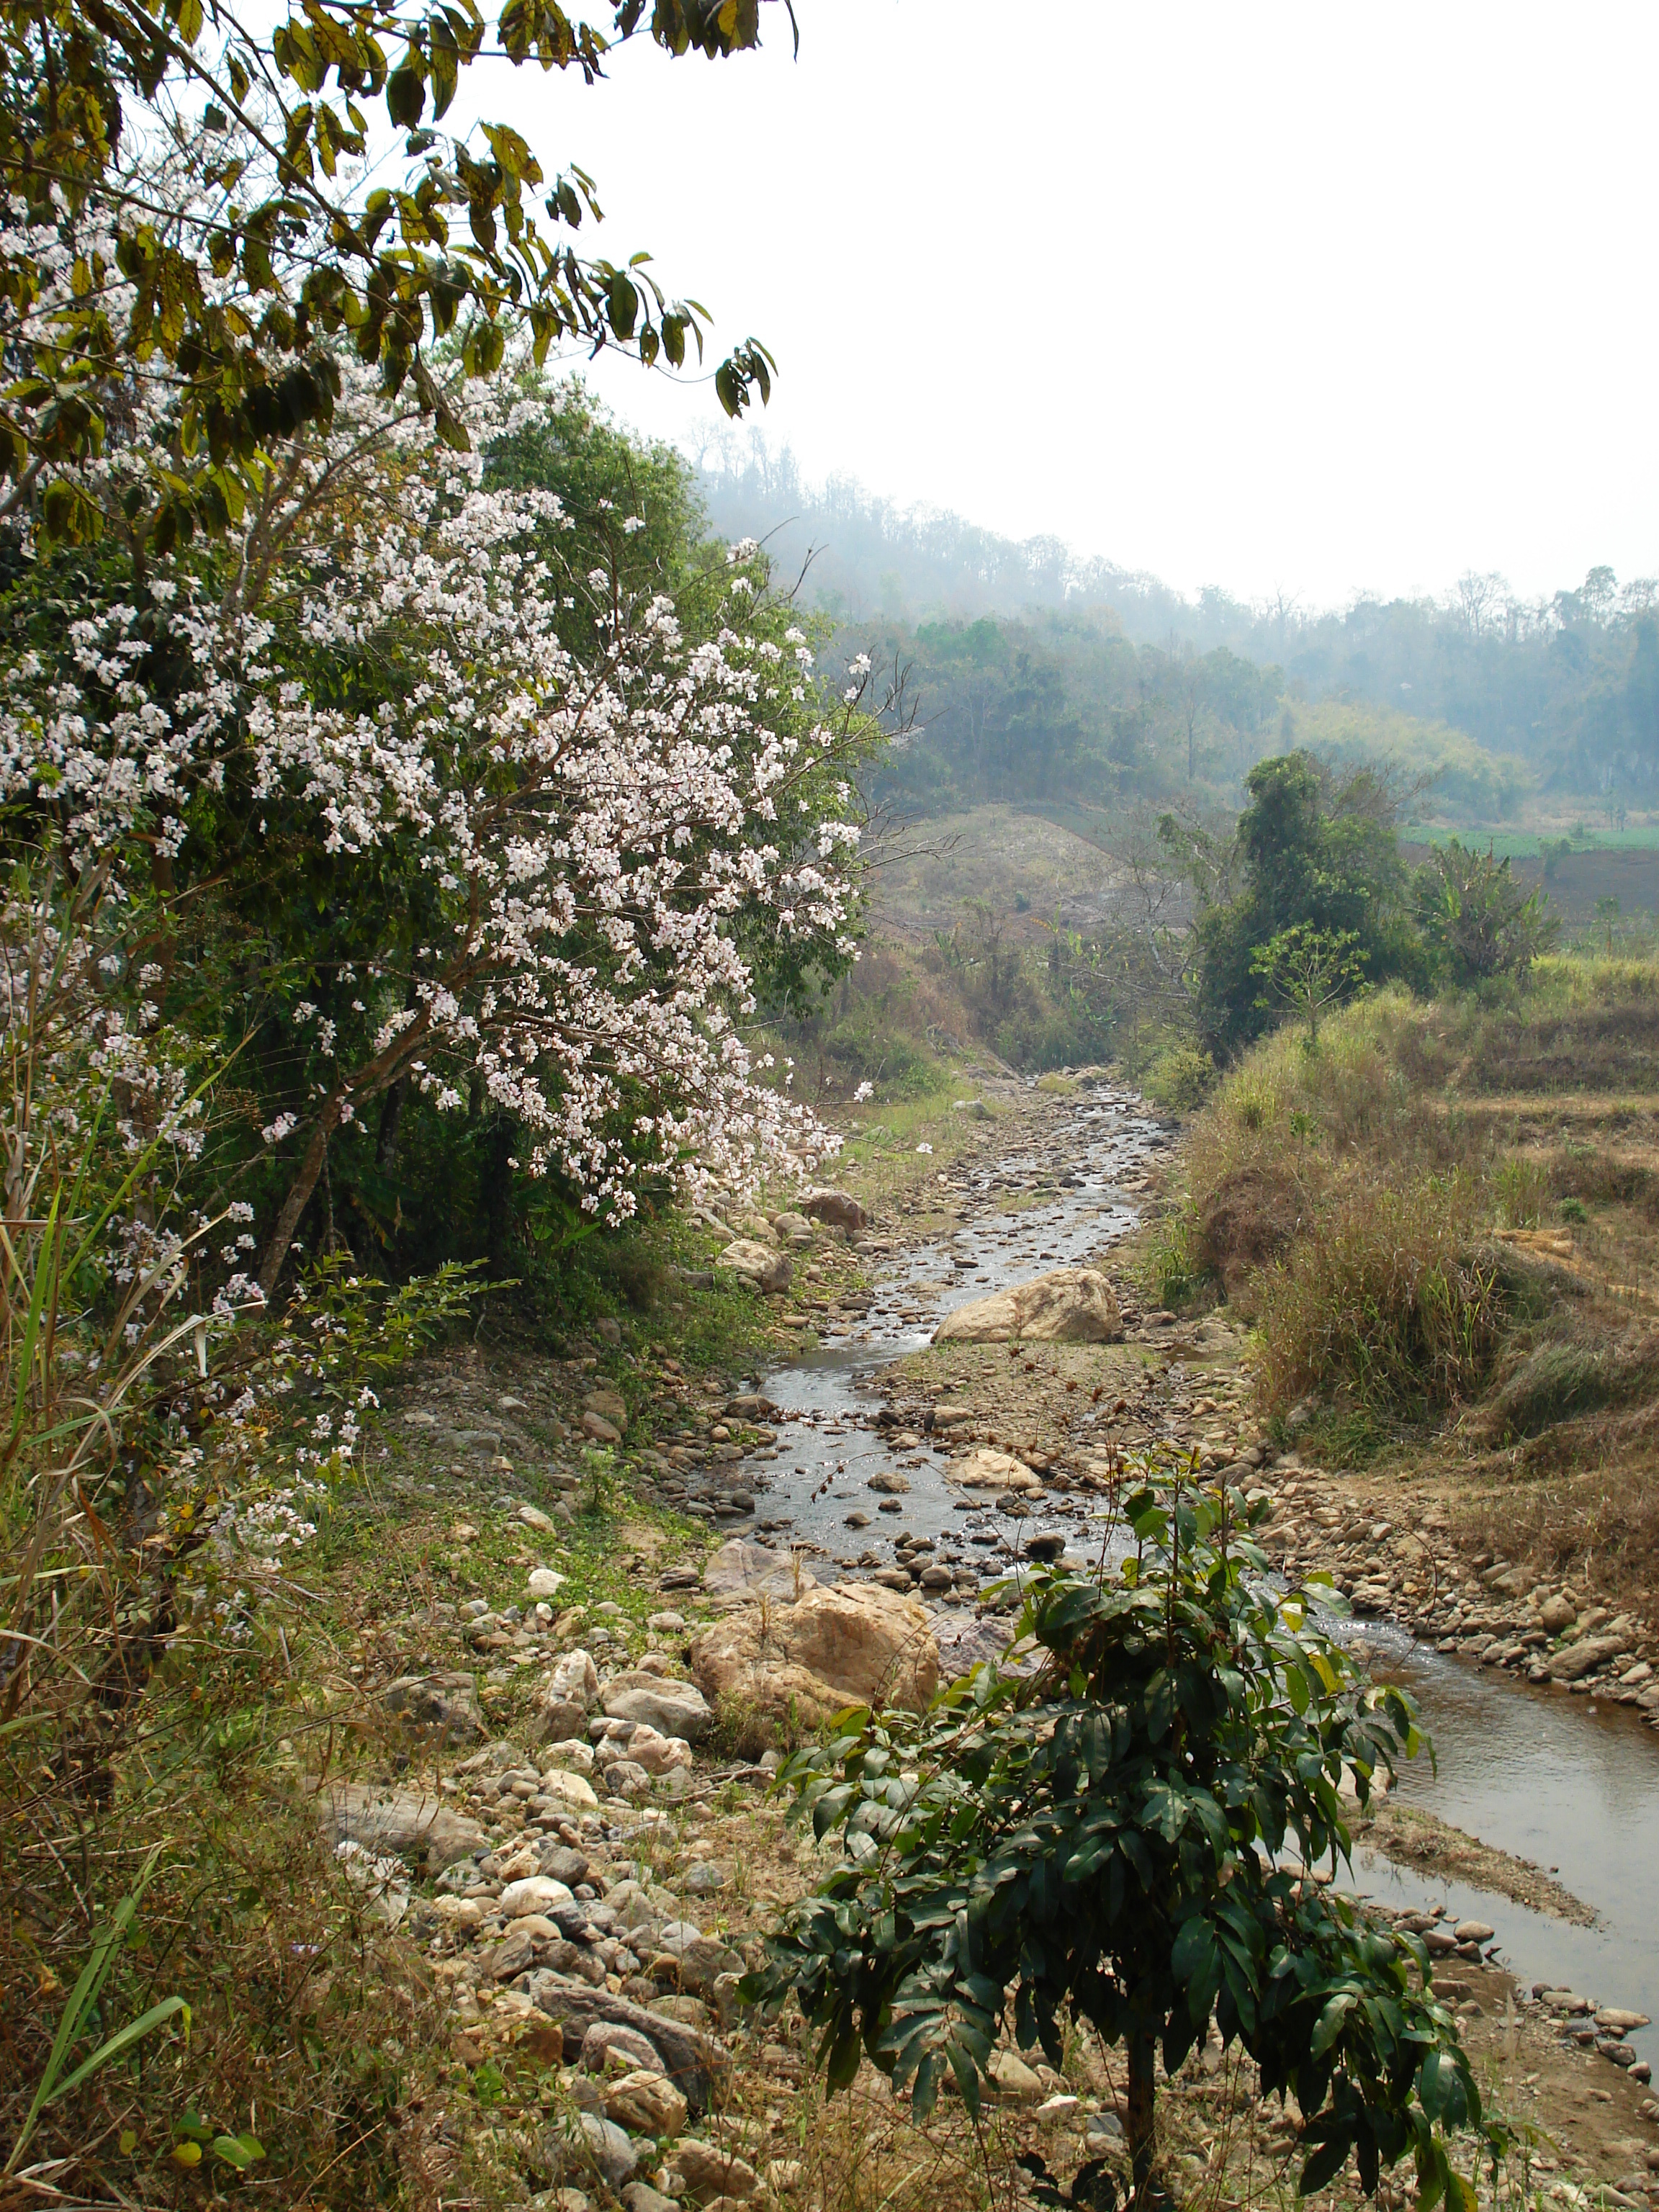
left=1255, top=1178, right=1504, bottom=1414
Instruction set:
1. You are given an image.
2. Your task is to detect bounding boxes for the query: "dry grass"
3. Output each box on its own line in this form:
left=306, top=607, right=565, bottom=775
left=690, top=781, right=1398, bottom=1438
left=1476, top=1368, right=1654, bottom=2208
left=1174, top=954, right=1659, bottom=1606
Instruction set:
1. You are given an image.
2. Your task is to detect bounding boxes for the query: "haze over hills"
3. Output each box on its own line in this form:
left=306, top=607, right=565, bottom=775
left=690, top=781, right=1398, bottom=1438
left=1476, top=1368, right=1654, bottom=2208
left=694, top=429, right=1659, bottom=808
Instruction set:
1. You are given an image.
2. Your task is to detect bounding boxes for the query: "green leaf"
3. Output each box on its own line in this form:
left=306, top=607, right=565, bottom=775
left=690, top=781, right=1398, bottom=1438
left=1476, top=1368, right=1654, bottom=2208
left=387, top=63, right=426, bottom=127
left=211, top=2133, right=265, bottom=2170
left=1300, top=2132, right=1352, bottom=2195
left=1310, top=1991, right=1354, bottom=2059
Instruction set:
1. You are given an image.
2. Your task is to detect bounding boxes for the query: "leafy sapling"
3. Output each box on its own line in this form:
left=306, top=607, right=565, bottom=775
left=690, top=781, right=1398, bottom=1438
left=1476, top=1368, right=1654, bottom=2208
left=746, top=1457, right=1508, bottom=2209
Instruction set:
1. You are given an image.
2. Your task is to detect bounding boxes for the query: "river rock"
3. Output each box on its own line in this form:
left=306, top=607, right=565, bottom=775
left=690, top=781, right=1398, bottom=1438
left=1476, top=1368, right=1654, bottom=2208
left=676, top=1935, right=745, bottom=1998
left=309, top=1779, right=486, bottom=1871
left=528, top=1566, right=567, bottom=1599
left=1549, top=1629, right=1632, bottom=1681
left=933, top=1265, right=1122, bottom=1345
left=718, top=1238, right=791, bottom=1293
left=539, top=1699, right=589, bottom=1744
left=689, top=1582, right=938, bottom=1728
left=549, top=1648, right=601, bottom=1710
left=605, top=2068, right=688, bottom=2136
left=584, top=1388, right=627, bottom=1429
left=673, top=2141, right=760, bottom=2202
left=988, top=2051, right=1044, bottom=2101
left=624, top=1725, right=693, bottom=1777
left=545, top=2113, right=639, bottom=2193
left=540, top=1769, right=601, bottom=1810
left=583, top=1410, right=622, bottom=1444
left=524, top=1980, right=727, bottom=2113
left=952, top=1447, right=1042, bottom=1493
left=701, top=1539, right=817, bottom=1601
left=621, top=2188, right=679, bottom=2212
left=582, top=2021, right=668, bottom=2075
left=1597, top=2009, right=1653, bottom=2032
left=802, top=1187, right=868, bottom=1231
left=502, top=1876, right=577, bottom=1917
left=771, top=1210, right=815, bottom=1245
left=602, top=1671, right=713, bottom=1742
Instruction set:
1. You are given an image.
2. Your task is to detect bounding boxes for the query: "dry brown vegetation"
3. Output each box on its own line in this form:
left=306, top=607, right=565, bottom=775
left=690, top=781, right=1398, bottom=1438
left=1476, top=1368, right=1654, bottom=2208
left=1167, top=956, right=1659, bottom=1609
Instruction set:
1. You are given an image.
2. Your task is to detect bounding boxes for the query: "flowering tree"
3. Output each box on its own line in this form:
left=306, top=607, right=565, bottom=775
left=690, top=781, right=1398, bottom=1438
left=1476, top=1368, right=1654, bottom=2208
left=4, top=346, right=877, bottom=1288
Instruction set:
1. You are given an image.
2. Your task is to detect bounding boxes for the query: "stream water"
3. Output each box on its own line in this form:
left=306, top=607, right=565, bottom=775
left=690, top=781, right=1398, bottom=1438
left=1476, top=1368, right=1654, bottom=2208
left=747, top=1080, right=1659, bottom=2061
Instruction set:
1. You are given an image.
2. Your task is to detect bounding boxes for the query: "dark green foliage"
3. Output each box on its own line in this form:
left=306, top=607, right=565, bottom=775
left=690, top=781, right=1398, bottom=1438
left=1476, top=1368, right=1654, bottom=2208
left=1415, top=840, right=1559, bottom=984
left=1188, top=753, right=1421, bottom=1056
left=747, top=1461, right=1504, bottom=2208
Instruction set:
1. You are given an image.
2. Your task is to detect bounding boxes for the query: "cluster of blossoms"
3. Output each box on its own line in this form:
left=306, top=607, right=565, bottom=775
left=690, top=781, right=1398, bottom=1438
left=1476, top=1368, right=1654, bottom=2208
left=1, top=132, right=876, bottom=1601
left=4, top=357, right=866, bottom=1272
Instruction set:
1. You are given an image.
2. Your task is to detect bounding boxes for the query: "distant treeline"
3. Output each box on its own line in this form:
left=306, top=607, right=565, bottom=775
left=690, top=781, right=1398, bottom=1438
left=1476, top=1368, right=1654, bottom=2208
left=697, top=434, right=1659, bottom=803
left=834, top=608, right=1528, bottom=826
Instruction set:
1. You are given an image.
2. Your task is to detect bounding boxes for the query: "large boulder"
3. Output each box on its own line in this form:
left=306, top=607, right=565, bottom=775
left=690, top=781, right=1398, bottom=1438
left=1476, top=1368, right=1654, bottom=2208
left=801, top=1187, right=868, bottom=1232
left=702, top=1539, right=817, bottom=1603
left=602, top=1670, right=713, bottom=1742
left=1548, top=1627, right=1633, bottom=1681
left=308, top=1780, right=486, bottom=1872
left=932, top=1265, right=1122, bottom=1346
left=690, top=1582, right=938, bottom=1730
left=523, top=1977, right=728, bottom=2114
left=716, top=1238, right=791, bottom=1293
left=950, top=1446, right=1042, bottom=1493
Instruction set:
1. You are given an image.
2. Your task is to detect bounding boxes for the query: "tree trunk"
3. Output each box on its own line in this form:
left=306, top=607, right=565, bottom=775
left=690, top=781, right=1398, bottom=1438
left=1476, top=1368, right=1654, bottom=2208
left=375, top=1078, right=405, bottom=1174
left=1125, top=2030, right=1157, bottom=2203
left=258, top=1092, right=346, bottom=1297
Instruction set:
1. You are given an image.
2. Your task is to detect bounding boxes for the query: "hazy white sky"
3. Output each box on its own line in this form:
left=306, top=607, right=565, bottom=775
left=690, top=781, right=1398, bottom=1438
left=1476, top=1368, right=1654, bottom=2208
left=469, top=1, right=1659, bottom=611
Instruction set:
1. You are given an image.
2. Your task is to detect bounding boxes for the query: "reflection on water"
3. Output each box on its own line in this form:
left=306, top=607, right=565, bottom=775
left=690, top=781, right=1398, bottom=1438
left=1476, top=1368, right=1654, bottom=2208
left=1346, top=1615, right=1659, bottom=2066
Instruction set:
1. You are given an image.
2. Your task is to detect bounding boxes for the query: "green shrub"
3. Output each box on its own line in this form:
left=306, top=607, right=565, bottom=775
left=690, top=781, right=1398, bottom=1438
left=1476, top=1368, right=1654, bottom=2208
left=1146, top=1209, right=1207, bottom=1308
left=750, top=1460, right=1501, bottom=2209
left=1142, top=1041, right=1215, bottom=1113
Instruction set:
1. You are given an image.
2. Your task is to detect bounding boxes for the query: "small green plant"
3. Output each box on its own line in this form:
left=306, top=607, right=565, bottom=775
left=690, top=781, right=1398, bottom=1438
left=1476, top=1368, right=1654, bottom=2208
left=1250, top=924, right=1370, bottom=1046
left=1146, top=1210, right=1204, bottom=1308
left=4, top=1855, right=189, bottom=2177
left=581, top=1443, right=616, bottom=1515
left=749, top=1457, right=1505, bottom=2208
left=1142, top=1043, right=1214, bottom=1115
left=1557, top=1196, right=1589, bottom=1224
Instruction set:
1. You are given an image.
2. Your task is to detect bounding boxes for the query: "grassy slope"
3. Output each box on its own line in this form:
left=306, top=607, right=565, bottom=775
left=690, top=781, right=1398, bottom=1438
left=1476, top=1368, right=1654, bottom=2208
left=1166, top=956, right=1659, bottom=1605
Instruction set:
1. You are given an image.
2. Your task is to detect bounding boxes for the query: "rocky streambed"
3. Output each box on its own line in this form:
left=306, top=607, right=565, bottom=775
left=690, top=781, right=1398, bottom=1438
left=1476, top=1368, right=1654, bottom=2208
left=361, top=1074, right=1659, bottom=2208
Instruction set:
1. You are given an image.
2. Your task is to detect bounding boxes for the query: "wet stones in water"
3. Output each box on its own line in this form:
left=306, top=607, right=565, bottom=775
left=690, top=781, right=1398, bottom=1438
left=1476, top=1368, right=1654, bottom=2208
left=868, top=1470, right=909, bottom=1494
left=1023, top=1533, right=1066, bottom=1563
left=878, top=1499, right=904, bottom=1514
left=844, top=1510, right=871, bottom=1528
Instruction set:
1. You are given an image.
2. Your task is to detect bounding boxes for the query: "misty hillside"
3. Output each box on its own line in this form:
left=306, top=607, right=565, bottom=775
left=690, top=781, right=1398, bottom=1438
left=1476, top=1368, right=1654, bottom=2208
left=697, top=431, right=1659, bottom=803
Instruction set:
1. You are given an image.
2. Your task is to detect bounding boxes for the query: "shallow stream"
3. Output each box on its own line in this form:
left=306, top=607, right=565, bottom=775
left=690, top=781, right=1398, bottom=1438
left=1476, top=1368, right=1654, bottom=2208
left=750, top=1082, right=1659, bottom=2059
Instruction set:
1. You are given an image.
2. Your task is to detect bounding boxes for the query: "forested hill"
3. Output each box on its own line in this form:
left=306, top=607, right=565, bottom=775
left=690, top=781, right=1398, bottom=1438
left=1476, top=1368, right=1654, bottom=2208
left=697, top=437, right=1659, bottom=803
left=843, top=611, right=1527, bottom=827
